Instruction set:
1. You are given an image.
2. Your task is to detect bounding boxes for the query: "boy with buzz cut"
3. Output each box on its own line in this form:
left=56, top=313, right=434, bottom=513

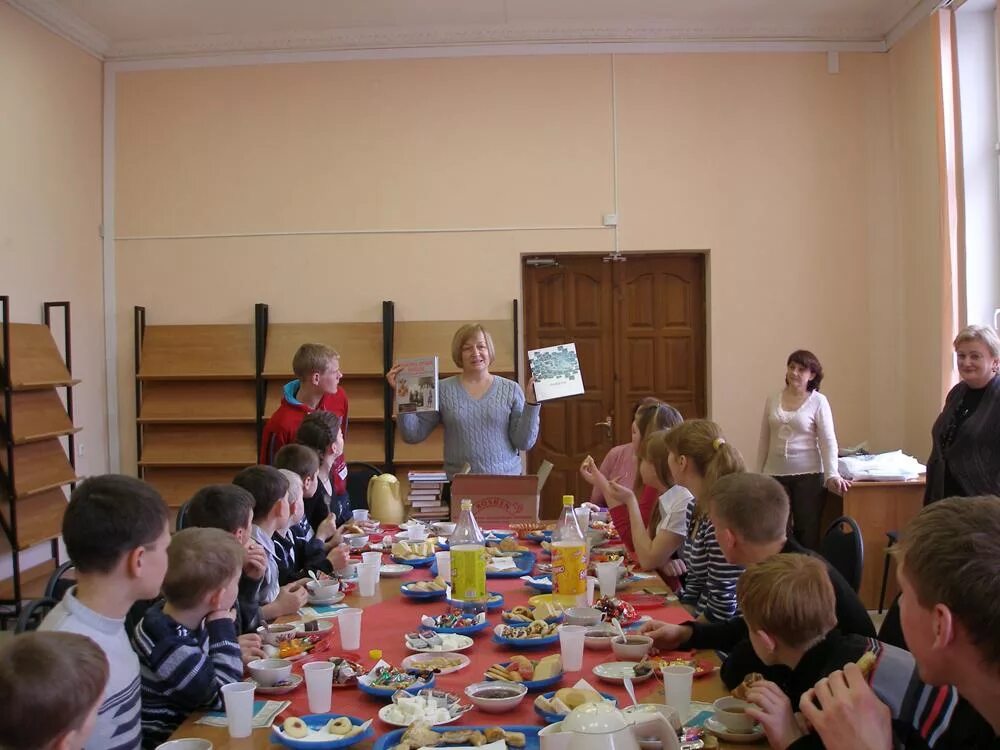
left=0, top=631, right=109, bottom=750
left=261, top=342, right=350, bottom=516
left=274, top=469, right=349, bottom=583
left=40, top=474, right=171, bottom=750
left=640, top=472, right=873, bottom=687
left=131, top=527, right=245, bottom=748
left=232, top=465, right=309, bottom=620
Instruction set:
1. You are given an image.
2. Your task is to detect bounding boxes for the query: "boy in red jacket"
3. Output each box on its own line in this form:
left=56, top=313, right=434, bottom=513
left=261, top=343, right=349, bottom=525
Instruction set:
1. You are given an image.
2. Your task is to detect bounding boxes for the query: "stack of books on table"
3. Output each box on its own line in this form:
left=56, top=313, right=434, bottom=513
left=407, top=470, right=449, bottom=521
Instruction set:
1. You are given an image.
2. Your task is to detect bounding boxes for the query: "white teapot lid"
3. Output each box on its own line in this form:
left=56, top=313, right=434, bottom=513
left=562, top=701, right=628, bottom=733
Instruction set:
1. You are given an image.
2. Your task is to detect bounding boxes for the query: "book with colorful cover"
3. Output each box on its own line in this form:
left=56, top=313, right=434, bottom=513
left=527, top=342, right=585, bottom=401
left=396, top=357, right=439, bottom=413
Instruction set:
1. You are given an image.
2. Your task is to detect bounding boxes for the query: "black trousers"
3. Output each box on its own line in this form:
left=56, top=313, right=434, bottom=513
left=775, top=472, right=826, bottom=552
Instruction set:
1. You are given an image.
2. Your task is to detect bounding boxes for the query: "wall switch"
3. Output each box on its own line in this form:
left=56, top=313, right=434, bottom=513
left=602, top=213, right=618, bottom=227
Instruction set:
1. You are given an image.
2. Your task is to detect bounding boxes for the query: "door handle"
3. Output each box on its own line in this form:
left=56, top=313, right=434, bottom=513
left=595, top=416, right=613, bottom=438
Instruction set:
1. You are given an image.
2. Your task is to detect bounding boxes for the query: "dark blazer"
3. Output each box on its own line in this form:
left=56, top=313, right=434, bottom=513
left=926, top=375, right=1000, bottom=503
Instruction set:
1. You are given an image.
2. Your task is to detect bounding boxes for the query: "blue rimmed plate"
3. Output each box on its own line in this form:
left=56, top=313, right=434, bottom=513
left=393, top=554, right=435, bottom=567
left=400, top=582, right=447, bottom=600
left=357, top=672, right=435, bottom=699
left=373, top=726, right=540, bottom=750
left=484, top=661, right=564, bottom=691
left=446, top=592, right=504, bottom=611
left=524, top=577, right=553, bottom=593
left=534, top=691, right=618, bottom=723
left=424, top=617, right=491, bottom=636
left=271, top=714, right=373, bottom=749
left=491, top=623, right=560, bottom=649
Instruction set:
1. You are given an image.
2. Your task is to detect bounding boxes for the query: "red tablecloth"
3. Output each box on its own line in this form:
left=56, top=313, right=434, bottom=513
left=276, top=542, right=692, bottom=732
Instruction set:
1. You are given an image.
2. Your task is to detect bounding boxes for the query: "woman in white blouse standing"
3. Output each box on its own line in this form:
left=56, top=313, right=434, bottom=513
left=757, top=349, right=850, bottom=551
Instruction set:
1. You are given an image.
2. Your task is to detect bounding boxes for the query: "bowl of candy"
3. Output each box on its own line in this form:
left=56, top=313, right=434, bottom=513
left=358, top=661, right=436, bottom=698
left=420, top=610, right=490, bottom=635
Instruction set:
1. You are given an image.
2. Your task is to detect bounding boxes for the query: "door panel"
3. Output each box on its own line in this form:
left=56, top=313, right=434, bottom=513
left=523, top=253, right=706, bottom=519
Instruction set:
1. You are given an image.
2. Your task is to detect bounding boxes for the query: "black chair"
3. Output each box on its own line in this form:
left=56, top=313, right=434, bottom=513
left=43, top=561, right=76, bottom=601
left=176, top=500, right=190, bottom=531
left=820, top=515, right=864, bottom=593
left=15, top=597, right=58, bottom=633
left=877, top=530, right=899, bottom=613
left=345, top=462, right=382, bottom=512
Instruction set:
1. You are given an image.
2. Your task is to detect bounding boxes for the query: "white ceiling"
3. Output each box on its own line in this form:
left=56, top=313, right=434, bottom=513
left=8, top=0, right=934, bottom=61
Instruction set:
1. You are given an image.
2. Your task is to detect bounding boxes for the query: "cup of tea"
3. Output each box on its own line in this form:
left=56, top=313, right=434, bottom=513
left=712, top=697, right=756, bottom=733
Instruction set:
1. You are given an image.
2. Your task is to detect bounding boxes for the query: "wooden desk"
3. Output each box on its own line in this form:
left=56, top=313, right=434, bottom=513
left=823, top=479, right=926, bottom=609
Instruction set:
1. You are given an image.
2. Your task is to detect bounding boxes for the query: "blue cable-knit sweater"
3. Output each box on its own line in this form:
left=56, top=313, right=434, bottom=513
left=397, top=375, right=541, bottom=477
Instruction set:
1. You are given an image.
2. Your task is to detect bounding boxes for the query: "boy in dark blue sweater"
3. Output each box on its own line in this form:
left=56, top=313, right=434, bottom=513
left=131, top=527, right=245, bottom=748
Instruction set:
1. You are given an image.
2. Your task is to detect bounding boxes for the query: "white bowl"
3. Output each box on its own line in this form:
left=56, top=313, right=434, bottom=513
left=256, top=623, right=297, bottom=646
left=611, top=634, right=653, bottom=661
left=155, top=741, right=213, bottom=750
left=584, top=626, right=616, bottom=650
left=464, top=681, right=528, bottom=713
left=343, top=533, right=370, bottom=549
left=247, top=658, right=293, bottom=687
left=432, top=522, right=457, bottom=536
left=335, top=563, right=359, bottom=579
left=565, top=607, right=603, bottom=626
left=306, top=579, right=341, bottom=598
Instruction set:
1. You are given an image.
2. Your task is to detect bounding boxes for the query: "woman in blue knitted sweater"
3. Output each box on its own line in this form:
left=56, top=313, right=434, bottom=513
left=388, top=323, right=541, bottom=478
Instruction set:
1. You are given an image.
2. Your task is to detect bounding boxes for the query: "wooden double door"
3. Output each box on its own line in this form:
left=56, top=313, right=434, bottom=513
left=522, top=253, right=707, bottom=520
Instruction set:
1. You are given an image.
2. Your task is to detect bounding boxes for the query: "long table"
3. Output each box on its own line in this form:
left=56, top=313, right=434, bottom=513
left=170, top=538, right=742, bottom=749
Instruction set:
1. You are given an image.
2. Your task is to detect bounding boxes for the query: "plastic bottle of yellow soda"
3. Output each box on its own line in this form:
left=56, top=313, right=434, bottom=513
left=552, top=494, right=587, bottom=606
left=449, top=499, right=487, bottom=615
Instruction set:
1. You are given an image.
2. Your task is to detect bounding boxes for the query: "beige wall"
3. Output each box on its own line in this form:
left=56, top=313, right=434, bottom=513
left=0, top=5, right=104, bottom=568
left=113, top=29, right=947, bottom=472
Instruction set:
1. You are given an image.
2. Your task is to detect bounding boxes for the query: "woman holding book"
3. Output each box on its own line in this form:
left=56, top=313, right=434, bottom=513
left=386, top=323, right=540, bottom=478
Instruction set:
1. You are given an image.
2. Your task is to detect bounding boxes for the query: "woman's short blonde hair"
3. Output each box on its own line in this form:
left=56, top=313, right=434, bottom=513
left=451, top=324, right=496, bottom=369
left=953, top=325, right=1000, bottom=358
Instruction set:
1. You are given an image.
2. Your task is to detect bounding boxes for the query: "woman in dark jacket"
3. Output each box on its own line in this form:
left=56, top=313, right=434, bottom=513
left=926, top=324, right=1000, bottom=503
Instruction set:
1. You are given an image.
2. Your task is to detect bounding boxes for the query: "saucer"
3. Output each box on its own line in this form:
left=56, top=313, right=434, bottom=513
left=704, top=716, right=766, bottom=743
left=249, top=673, right=303, bottom=695
left=592, top=661, right=655, bottom=684
left=308, top=591, right=345, bottom=606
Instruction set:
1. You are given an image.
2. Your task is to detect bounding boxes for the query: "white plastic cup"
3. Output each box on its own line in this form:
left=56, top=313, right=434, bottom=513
left=663, top=664, right=695, bottom=719
left=219, top=681, right=255, bottom=738
left=586, top=575, right=597, bottom=606
left=352, top=509, right=370, bottom=523
left=559, top=624, right=587, bottom=672
left=574, top=507, right=591, bottom=530
left=435, top=551, right=451, bottom=582
left=357, top=562, right=378, bottom=597
left=362, top=551, right=382, bottom=566
left=338, top=607, right=363, bottom=651
left=595, top=561, right=620, bottom=598
left=302, top=661, right=335, bottom=713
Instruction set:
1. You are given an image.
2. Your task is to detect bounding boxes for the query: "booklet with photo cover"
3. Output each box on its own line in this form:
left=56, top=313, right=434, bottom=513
left=395, top=356, right=439, bottom=413
left=527, top=342, right=585, bottom=401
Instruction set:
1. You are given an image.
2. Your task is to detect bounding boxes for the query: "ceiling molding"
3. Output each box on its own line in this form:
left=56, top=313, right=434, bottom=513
left=886, top=0, right=946, bottom=48
left=7, top=0, right=109, bottom=58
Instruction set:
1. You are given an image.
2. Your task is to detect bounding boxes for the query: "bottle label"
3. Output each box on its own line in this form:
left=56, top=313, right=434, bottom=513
left=451, top=547, right=487, bottom=601
left=552, top=542, right=587, bottom=596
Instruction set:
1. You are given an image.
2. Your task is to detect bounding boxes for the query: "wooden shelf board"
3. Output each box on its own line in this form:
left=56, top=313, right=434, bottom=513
left=0, top=389, right=79, bottom=444
left=262, top=322, right=383, bottom=378
left=0, top=438, right=76, bottom=498
left=0, top=558, right=57, bottom=601
left=394, top=320, right=515, bottom=376
left=1, top=324, right=74, bottom=389
left=264, top=378, right=386, bottom=421
left=139, top=381, right=257, bottom=424
left=393, top=429, right=445, bottom=464
left=0, top=487, right=68, bottom=550
left=345, top=422, right=385, bottom=464
left=140, top=424, right=257, bottom=466
left=142, top=466, right=245, bottom=507
left=138, top=325, right=255, bottom=379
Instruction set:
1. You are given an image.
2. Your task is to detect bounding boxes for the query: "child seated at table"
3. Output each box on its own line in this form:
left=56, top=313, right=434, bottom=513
left=273, top=469, right=349, bottom=583
left=274, top=443, right=348, bottom=555
left=0, top=631, right=109, bottom=750
left=131, top=527, right=245, bottom=748
left=233, top=465, right=309, bottom=620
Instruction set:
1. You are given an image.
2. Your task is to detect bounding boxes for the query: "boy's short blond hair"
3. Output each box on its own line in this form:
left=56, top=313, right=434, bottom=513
left=0, top=631, right=109, bottom=750
left=451, top=324, right=495, bottom=369
left=737, top=553, right=836, bottom=648
left=162, top=527, right=245, bottom=610
left=709, top=473, right=789, bottom=543
left=292, top=343, right=340, bottom=378
left=279, top=468, right=304, bottom=506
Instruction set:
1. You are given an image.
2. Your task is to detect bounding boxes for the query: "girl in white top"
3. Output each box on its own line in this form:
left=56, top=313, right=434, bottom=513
left=757, top=349, right=850, bottom=550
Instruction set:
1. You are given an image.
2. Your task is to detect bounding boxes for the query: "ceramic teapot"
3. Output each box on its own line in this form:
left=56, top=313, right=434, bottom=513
left=539, top=701, right=680, bottom=750
left=367, top=473, right=403, bottom=524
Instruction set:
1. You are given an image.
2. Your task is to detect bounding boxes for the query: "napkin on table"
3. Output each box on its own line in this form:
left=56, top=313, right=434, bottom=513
left=195, top=699, right=289, bottom=728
